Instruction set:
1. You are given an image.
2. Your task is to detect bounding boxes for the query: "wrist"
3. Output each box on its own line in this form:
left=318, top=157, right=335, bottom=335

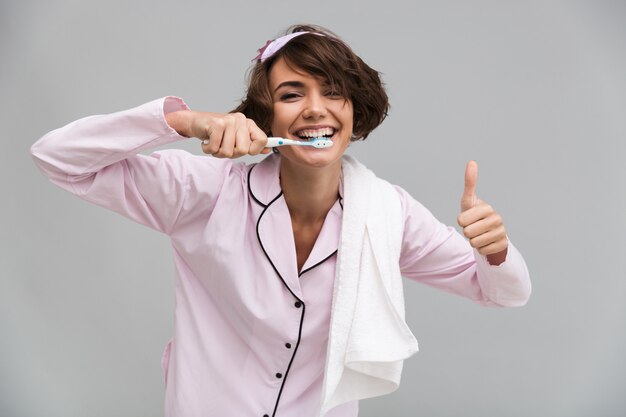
left=165, top=110, right=192, bottom=138
left=486, top=246, right=508, bottom=266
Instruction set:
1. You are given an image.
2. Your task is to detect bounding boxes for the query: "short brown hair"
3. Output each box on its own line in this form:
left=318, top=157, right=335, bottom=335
left=233, top=24, right=389, bottom=140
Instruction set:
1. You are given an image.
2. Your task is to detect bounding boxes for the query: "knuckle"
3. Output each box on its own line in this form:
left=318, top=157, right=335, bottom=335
left=233, top=145, right=248, bottom=157
left=247, top=118, right=259, bottom=128
left=213, top=118, right=226, bottom=129
left=248, top=144, right=260, bottom=155
left=223, top=115, right=235, bottom=126
left=252, top=135, right=267, bottom=147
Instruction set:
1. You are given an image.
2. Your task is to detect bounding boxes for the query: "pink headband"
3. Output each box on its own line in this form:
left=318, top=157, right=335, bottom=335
left=253, top=31, right=324, bottom=62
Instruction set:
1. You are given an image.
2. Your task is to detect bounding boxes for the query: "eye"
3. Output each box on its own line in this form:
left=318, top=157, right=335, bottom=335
left=323, top=88, right=343, bottom=99
left=279, top=92, right=301, bottom=101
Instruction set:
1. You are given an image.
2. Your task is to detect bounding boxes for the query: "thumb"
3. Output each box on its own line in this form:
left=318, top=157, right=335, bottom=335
left=461, top=160, right=478, bottom=211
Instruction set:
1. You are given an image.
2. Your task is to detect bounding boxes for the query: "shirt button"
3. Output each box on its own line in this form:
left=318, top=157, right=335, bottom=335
left=294, top=301, right=302, bottom=308
left=276, top=372, right=283, bottom=379
left=263, top=414, right=269, bottom=417
left=285, top=342, right=292, bottom=349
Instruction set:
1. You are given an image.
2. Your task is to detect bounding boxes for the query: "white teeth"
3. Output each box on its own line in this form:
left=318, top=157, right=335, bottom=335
left=295, top=127, right=335, bottom=139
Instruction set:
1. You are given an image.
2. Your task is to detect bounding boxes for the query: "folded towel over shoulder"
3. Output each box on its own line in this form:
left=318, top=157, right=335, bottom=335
left=320, top=155, right=419, bottom=416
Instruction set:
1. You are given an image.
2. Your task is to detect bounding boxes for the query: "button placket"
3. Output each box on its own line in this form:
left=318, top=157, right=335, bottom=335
left=276, top=300, right=302, bottom=384
left=256, top=190, right=309, bottom=417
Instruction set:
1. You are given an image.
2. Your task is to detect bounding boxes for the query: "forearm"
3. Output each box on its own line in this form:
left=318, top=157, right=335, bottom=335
left=30, top=96, right=188, bottom=180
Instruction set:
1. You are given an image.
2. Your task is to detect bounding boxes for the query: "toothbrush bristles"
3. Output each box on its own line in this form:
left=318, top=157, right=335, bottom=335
left=310, top=138, right=333, bottom=148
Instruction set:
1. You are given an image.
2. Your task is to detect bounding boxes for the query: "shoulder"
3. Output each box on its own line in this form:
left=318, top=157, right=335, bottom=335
left=391, top=183, right=441, bottom=226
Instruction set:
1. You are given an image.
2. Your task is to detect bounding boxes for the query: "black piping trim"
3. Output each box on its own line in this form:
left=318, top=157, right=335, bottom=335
left=256, top=191, right=305, bottom=417
left=299, top=195, right=343, bottom=277
left=272, top=300, right=306, bottom=417
left=248, top=164, right=266, bottom=208
left=299, top=249, right=338, bottom=277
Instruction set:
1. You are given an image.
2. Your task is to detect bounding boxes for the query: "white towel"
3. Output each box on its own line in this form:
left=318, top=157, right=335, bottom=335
left=319, top=155, right=419, bottom=416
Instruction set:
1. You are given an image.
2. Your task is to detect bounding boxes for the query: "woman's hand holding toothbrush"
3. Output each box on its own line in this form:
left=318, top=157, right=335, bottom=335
left=166, top=110, right=333, bottom=158
left=166, top=110, right=271, bottom=158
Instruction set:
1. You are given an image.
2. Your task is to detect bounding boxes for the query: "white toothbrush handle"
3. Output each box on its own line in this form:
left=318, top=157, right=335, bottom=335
left=266, top=137, right=302, bottom=147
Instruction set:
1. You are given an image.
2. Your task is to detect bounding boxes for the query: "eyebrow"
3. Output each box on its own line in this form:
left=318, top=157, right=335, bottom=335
left=273, top=81, right=305, bottom=93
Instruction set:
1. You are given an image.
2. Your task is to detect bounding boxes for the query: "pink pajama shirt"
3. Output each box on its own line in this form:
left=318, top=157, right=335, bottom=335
left=30, top=97, right=531, bottom=417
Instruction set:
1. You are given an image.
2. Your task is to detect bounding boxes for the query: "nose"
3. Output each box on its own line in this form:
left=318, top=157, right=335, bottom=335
left=302, top=92, right=327, bottom=119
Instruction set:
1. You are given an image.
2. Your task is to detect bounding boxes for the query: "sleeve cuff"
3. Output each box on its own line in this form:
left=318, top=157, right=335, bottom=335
left=160, top=96, right=191, bottom=139
left=474, top=239, right=532, bottom=306
left=163, top=96, right=190, bottom=114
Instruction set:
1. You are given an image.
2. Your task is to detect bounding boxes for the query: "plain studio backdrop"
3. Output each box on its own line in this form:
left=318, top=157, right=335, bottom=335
left=1, top=0, right=625, bottom=416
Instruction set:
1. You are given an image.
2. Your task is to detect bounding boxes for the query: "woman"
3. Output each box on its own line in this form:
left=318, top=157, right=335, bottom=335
left=31, top=25, right=530, bottom=417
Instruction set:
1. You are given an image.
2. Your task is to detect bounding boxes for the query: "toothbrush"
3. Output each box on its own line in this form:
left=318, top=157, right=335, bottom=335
left=266, top=137, right=333, bottom=149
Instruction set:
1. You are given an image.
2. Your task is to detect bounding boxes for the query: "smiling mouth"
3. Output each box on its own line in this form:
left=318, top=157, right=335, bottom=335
left=293, top=127, right=337, bottom=141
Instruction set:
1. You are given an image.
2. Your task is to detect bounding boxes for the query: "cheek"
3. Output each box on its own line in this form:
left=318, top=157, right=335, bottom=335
left=335, top=102, right=354, bottom=129
left=271, top=105, right=291, bottom=133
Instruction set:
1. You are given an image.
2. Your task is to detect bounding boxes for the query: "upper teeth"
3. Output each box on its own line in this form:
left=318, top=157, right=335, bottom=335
left=296, top=127, right=335, bottom=139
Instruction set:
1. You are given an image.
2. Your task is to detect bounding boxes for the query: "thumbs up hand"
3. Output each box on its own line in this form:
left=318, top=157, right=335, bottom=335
left=457, top=161, right=508, bottom=264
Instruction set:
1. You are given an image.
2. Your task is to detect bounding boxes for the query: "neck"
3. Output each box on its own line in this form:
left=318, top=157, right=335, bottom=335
left=280, top=158, right=341, bottom=223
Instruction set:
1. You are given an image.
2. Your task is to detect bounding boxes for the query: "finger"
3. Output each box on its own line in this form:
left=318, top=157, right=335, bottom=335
left=247, top=120, right=268, bottom=155
left=215, top=121, right=236, bottom=158
left=232, top=126, right=250, bottom=158
left=469, top=225, right=507, bottom=249
left=476, top=238, right=509, bottom=256
left=457, top=201, right=491, bottom=228
left=461, top=160, right=478, bottom=211
left=461, top=213, right=503, bottom=239
left=202, top=124, right=223, bottom=155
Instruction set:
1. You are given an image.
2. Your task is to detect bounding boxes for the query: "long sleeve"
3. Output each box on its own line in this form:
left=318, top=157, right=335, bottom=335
left=397, top=186, right=531, bottom=307
left=30, top=97, right=234, bottom=235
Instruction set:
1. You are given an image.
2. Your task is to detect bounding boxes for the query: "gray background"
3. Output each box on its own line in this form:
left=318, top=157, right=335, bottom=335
left=1, top=0, right=625, bottom=416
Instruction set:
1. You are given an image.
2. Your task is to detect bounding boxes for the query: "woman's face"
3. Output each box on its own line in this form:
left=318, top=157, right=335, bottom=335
left=268, top=57, right=353, bottom=169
